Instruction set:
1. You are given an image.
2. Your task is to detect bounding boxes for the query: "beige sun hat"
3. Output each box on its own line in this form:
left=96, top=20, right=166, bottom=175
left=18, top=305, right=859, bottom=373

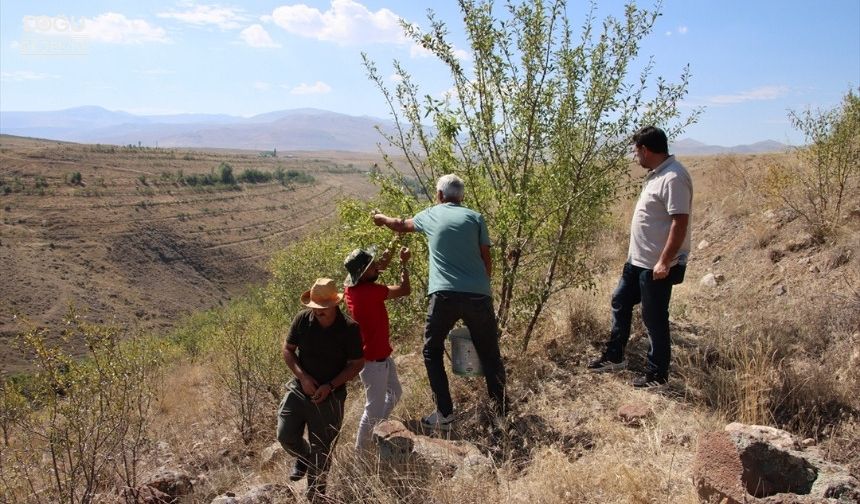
left=300, top=278, right=343, bottom=308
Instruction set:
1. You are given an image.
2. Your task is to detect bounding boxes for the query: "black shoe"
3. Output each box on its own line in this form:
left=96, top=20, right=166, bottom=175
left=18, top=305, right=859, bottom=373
left=632, top=374, right=668, bottom=389
left=587, top=356, right=627, bottom=372
left=289, top=458, right=307, bottom=481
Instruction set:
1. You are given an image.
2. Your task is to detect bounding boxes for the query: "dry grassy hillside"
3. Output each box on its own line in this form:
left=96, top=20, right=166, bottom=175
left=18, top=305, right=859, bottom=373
left=2, top=150, right=857, bottom=503
left=117, top=152, right=858, bottom=503
left=0, top=135, right=381, bottom=373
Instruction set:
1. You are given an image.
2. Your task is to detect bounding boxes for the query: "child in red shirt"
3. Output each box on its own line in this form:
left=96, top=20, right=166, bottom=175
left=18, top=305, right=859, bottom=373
left=343, top=246, right=411, bottom=450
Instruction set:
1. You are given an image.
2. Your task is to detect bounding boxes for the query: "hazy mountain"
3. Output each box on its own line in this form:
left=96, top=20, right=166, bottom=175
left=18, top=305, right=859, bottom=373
left=671, top=138, right=790, bottom=155
left=0, top=106, right=397, bottom=152
left=0, top=106, right=789, bottom=154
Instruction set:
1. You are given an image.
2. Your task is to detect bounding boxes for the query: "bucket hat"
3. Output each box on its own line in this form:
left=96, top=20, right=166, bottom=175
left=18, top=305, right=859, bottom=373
left=343, top=249, right=374, bottom=287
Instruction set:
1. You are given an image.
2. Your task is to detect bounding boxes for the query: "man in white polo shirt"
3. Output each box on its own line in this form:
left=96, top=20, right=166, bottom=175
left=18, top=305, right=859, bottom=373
left=588, top=126, right=693, bottom=388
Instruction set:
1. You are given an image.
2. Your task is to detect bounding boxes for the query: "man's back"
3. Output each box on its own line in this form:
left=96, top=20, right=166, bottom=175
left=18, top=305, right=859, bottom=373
left=344, top=282, right=392, bottom=361
left=413, top=203, right=491, bottom=296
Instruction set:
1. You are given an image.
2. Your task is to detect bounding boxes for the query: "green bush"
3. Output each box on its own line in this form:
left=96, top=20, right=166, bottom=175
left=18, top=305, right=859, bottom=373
left=65, top=171, right=82, bottom=186
left=238, top=168, right=273, bottom=184
left=216, top=162, right=236, bottom=185
left=763, top=89, right=860, bottom=237
left=273, top=167, right=315, bottom=186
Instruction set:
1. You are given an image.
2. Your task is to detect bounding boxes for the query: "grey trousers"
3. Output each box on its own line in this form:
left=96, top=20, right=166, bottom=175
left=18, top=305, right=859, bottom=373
left=276, top=380, right=345, bottom=498
left=355, top=357, right=402, bottom=450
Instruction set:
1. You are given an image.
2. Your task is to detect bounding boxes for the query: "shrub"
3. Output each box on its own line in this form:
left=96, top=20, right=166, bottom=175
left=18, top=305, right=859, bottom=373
left=273, top=167, right=315, bottom=186
left=0, top=317, right=165, bottom=503
left=205, top=296, right=287, bottom=444
left=216, top=162, right=236, bottom=186
left=65, top=172, right=82, bottom=186
left=762, top=89, right=860, bottom=237
left=237, top=168, right=273, bottom=184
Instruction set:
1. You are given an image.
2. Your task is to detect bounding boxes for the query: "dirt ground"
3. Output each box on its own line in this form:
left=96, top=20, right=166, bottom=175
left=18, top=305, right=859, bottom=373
left=0, top=135, right=382, bottom=374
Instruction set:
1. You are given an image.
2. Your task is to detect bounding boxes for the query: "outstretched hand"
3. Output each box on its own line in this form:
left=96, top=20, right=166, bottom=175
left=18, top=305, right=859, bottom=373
left=372, top=213, right=387, bottom=227
left=399, top=246, right=411, bottom=263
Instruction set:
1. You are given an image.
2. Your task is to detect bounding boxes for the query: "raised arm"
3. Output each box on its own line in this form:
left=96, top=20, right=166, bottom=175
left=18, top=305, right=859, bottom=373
left=387, top=247, right=411, bottom=299
left=373, top=213, right=415, bottom=233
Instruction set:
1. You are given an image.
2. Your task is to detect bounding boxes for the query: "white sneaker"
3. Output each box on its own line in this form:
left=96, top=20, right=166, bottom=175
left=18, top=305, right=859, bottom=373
left=421, top=410, right=454, bottom=430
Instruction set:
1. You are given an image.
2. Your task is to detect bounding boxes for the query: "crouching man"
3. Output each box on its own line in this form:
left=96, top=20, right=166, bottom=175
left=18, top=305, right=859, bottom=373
left=277, top=278, right=364, bottom=501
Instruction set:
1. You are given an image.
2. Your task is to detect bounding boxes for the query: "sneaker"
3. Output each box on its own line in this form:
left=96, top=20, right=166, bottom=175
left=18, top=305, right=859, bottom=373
left=587, top=356, right=627, bottom=373
left=632, top=374, right=668, bottom=389
left=289, top=458, right=307, bottom=481
left=421, top=410, right=455, bottom=430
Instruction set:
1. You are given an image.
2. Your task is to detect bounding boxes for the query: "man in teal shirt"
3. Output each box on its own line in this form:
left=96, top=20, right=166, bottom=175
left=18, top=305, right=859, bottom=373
left=373, top=174, right=507, bottom=430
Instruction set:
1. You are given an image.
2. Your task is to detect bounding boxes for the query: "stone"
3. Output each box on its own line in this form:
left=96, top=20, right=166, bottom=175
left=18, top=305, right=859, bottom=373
left=692, top=423, right=860, bottom=504
left=825, top=249, right=851, bottom=270
left=808, top=265, right=820, bottom=274
left=142, top=468, right=193, bottom=500
left=774, top=284, right=787, bottom=296
left=373, top=420, right=493, bottom=479
left=122, top=486, right=174, bottom=504
left=785, top=234, right=817, bottom=252
left=769, top=249, right=785, bottom=263
left=260, top=442, right=287, bottom=470
left=617, top=402, right=651, bottom=426
left=698, top=239, right=711, bottom=250
left=700, top=273, right=719, bottom=288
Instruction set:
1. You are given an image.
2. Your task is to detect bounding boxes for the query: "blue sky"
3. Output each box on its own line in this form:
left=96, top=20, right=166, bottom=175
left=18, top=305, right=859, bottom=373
left=1, top=0, right=858, bottom=146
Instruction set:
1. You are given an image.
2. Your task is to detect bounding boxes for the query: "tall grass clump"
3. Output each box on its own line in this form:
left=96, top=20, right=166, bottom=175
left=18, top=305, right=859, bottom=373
left=678, top=305, right=858, bottom=437
left=0, top=316, right=166, bottom=503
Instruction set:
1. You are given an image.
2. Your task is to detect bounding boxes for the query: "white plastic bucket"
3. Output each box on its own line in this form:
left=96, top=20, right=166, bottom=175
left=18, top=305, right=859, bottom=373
left=449, top=327, right=483, bottom=377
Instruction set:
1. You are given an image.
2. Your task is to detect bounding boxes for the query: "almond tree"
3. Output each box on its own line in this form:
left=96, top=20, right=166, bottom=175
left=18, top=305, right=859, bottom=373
left=364, top=0, right=699, bottom=349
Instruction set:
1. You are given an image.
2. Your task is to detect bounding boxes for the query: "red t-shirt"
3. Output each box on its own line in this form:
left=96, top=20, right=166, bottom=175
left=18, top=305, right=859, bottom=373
left=344, top=282, right=392, bottom=361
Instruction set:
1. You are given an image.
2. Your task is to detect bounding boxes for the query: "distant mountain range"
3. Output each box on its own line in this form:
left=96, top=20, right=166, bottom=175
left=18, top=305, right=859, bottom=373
left=0, top=106, right=790, bottom=154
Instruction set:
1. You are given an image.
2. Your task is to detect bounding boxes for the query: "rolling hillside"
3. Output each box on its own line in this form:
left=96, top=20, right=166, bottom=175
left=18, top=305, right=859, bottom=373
left=0, top=135, right=381, bottom=373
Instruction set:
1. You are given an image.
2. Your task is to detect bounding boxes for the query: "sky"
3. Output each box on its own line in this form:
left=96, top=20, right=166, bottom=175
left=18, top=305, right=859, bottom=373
left=0, top=0, right=858, bottom=146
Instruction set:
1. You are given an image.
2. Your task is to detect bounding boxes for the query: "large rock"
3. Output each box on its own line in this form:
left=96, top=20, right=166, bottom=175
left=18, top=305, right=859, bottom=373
left=373, top=420, right=494, bottom=479
left=692, top=423, right=860, bottom=503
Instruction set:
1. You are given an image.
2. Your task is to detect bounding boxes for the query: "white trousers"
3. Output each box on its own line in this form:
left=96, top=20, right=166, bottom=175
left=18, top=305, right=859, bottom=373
left=355, top=357, right=402, bottom=450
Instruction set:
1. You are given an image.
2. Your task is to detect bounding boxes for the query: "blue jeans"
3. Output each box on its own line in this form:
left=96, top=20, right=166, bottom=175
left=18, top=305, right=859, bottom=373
left=423, top=291, right=507, bottom=417
left=604, top=262, right=683, bottom=378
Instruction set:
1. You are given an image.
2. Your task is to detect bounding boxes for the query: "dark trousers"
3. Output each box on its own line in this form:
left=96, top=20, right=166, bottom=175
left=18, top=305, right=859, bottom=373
left=604, top=262, right=682, bottom=378
left=423, top=291, right=507, bottom=417
left=276, top=380, right=345, bottom=498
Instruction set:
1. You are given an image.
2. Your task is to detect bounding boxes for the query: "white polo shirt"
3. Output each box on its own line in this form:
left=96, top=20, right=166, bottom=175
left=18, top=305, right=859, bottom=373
left=628, top=155, right=693, bottom=269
